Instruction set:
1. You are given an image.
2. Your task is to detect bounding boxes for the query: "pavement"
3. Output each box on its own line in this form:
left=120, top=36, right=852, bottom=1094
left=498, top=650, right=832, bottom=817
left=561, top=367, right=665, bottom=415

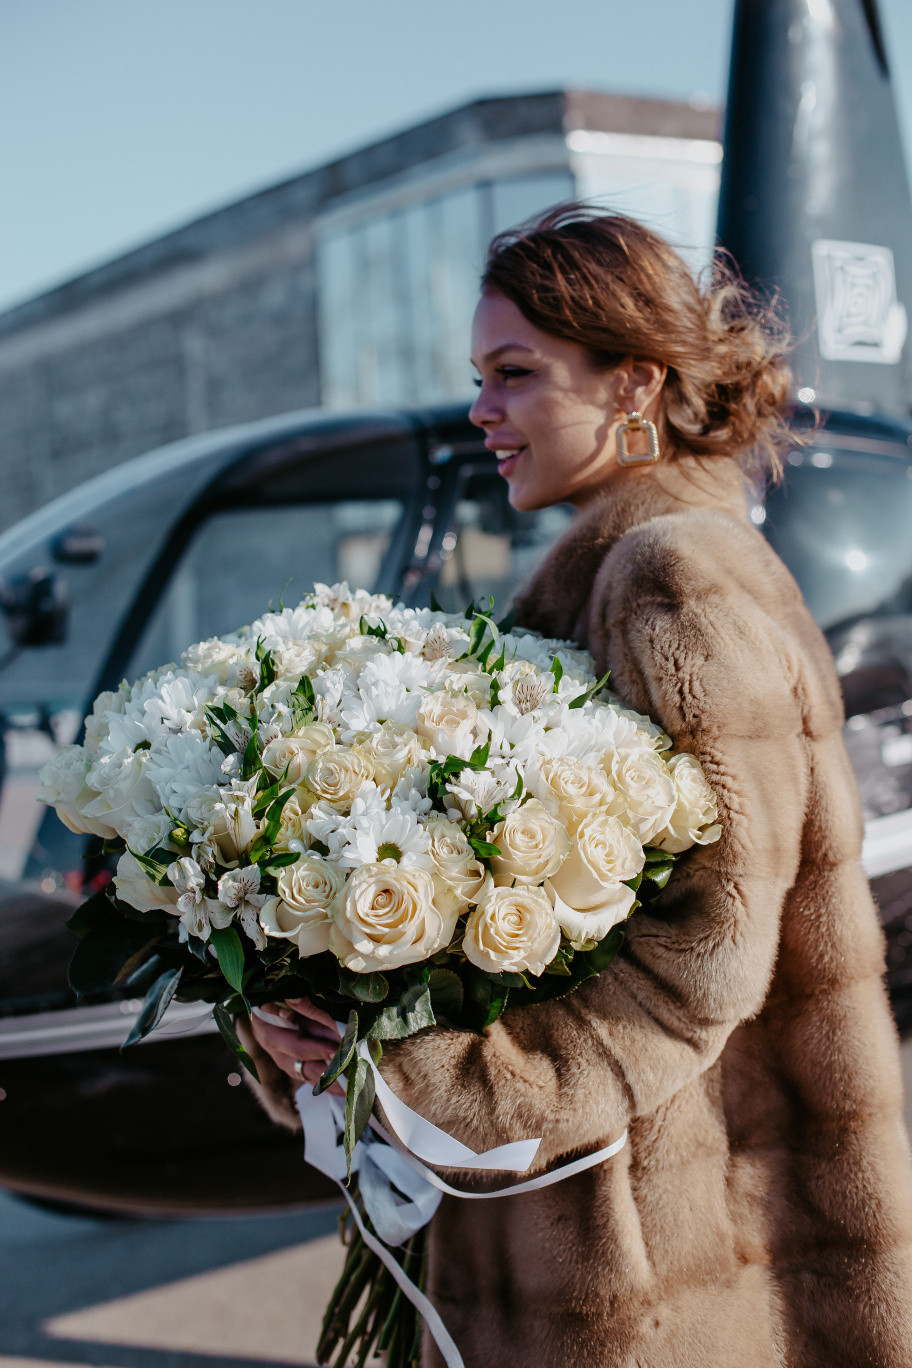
left=0, top=1191, right=348, bottom=1368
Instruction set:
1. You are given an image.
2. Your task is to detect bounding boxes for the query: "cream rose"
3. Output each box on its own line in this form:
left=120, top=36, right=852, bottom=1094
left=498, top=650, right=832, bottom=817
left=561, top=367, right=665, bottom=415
left=356, top=721, right=423, bottom=790
left=304, top=747, right=374, bottom=808
left=490, top=799, right=570, bottom=886
left=272, top=793, right=315, bottom=852
left=462, top=883, right=560, bottom=976
left=653, top=753, right=721, bottom=854
left=261, top=723, right=335, bottom=783
left=259, top=856, right=343, bottom=956
left=426, top=816, right=486, bottom=915
left=545, top=813, right=643, bottom=945
left=529, top=756, right=623, bottom=833
left=330, top=863, right=456, bottom=972
left=415, top=690, right=483, bottom=760
left=607, top=747, right=677, bottom=844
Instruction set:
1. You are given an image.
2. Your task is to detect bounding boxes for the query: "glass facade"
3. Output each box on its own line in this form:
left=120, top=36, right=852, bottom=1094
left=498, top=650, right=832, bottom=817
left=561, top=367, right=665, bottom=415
left=317, top=137, right=721, bottom=410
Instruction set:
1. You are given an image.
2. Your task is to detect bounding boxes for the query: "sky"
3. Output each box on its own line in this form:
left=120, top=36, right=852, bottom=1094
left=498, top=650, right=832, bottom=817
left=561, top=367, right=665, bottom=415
left=2, top=0, right=912, bottom=317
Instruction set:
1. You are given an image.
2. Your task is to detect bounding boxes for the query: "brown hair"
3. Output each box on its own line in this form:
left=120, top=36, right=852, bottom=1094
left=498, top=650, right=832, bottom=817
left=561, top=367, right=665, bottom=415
left=481, top=202, right=795, bottom=482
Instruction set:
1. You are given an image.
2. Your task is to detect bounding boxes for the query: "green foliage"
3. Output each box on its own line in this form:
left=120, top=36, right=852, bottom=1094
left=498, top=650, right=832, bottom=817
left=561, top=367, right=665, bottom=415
left=344, top=1055, right=375, bottom=1181
left=213, top=1004, right=260, bottom=1081
left=315, top=1009, right=359, bottom=1095
left=122, top=967, right=183, bottom=1047
left=291, top=674, right=317, bottom=730
left=209, top=926, right=246, bottom=995
left=367, top=981, right=436, bottom=1041
left=567, top=670, right=611, bottom=710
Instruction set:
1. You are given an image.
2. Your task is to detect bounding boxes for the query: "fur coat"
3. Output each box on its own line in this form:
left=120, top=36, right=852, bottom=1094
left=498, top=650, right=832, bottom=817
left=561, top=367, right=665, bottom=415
left=241, top=455, right=912, bottom=1367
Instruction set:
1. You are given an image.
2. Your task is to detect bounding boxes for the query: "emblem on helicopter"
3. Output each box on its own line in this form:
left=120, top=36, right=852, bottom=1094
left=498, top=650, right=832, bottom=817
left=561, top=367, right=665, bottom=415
left=812, top=239, right=908, bottom=365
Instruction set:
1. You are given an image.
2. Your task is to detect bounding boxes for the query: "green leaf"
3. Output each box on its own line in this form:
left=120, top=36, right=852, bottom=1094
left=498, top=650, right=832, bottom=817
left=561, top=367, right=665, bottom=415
left=429, top=590, right=444, bottom=612
left=466, top=738, right=491, bottom=770
left=338, top=966, right=389, bottom=1002
left=66, top=885, right=120, bottom=939
left=550, top=656, right=563, bottom=691
left=468, top=835, right=501, bottom=860
left=126, top=846, right=172, bottom=886
left=315, top=1009, right=359, bottom=1096
left=309, top=838, right=330, bottom=857
left=213, top=1004, right=260, bottom=1082
left=465, top=970, right=510, bottom=1031
left=122, top=967, right=183, bottom=1048
left=248, top=787, right=296, bottom=859
left=264, top=849, right=301, bottom=869
left=367, top=982, right=436, bottom=1041
left=291, top=675, right=317, bottom=729
left=567, top=671, right=611, bottom=710
left=426, top=966, right=464, bottom=1022
left=209, top=926, right=246, bottom=995
left=68, top=923, right=162, bottom=997
left=344, top=1055, right=375, bottom=1180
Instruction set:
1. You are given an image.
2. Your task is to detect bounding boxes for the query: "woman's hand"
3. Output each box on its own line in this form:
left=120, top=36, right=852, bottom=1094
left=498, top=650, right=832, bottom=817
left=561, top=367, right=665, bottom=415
left=249, top=998, right=344, bottom=1095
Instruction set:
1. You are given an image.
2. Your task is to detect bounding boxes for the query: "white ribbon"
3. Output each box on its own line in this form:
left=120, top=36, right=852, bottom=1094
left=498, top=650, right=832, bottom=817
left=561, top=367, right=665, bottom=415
left=294, top=1043, right=627, bottom=1368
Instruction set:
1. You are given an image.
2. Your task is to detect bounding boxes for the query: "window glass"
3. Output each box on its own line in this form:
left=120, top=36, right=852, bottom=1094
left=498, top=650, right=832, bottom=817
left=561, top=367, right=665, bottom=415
left=129, top=499, right=406, bottom=678
left=432, top=468, right=574, bottom=615
left=317, top=230, right=358, bottom=409
left=761, top=449, right=912, bottom=632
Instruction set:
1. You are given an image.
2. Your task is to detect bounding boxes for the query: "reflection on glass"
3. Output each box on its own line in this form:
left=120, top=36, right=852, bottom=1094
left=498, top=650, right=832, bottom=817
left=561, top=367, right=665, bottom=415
left=434, top=470, right=574, bottom=613
left=762, top=450, right=912, bottom=631
left=129, top=500, right=404, bottom=678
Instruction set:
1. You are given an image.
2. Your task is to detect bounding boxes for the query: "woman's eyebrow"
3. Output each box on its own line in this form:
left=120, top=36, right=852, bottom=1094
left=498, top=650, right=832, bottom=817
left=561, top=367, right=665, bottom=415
left=471, top=343, right=537, bottom=367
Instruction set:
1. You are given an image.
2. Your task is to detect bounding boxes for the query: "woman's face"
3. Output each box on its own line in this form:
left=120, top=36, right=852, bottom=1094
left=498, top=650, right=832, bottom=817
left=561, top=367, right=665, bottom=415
left=469, top=291, right=636, bottom=512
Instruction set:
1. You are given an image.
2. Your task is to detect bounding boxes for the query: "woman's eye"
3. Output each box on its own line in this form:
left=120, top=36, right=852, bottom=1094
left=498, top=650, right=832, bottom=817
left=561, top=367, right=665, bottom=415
left=471, top=366, right=531, bottom=389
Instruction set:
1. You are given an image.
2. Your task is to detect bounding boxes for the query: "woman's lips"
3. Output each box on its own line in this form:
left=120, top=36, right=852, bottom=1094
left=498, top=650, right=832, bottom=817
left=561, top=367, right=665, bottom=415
left=496, top=447, right=526, bottom=477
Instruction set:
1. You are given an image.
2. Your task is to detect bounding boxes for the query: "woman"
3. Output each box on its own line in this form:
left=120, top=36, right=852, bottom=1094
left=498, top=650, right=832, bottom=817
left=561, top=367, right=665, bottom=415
left=242, top=206, right=912, bottom=1367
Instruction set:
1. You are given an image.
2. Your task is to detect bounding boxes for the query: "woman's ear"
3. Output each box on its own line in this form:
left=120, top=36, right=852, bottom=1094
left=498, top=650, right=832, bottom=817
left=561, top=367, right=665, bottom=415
left=616, top=359, right=667, bottom=416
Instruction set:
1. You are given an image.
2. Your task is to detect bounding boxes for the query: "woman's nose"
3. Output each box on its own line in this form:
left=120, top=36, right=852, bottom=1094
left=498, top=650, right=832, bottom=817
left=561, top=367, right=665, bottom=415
left=469, top=384, right=500, bottom=430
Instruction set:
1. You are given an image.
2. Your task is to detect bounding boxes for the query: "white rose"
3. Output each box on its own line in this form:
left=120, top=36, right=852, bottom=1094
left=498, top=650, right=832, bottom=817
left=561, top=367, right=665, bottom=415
left=35, top=745, right=119, bottom=839
left=274, top=640, right=321, bottom=679
left=545, top=813, right=643, bottom=945
left=272, top=793, right=314, bottom=852
left=528, top=756, right=623, bottom=834
left=261, top=724, right=335, bottom=783
left=114, top=851, right=179, bottom=915
left=653, top=753, right=721, bottom=854
left=355, top=721, right=423, bottom=790
left=490, top=799, right=571, bottom=886
left=415, top=690, right=483, bottom=760
left=82, top=748, right=157, bottom=840
left=181, top=637, right=246, bottom=684
left=259, top=856, right=343, bottom=956
left=304, top=747, right=374, bottom=808
left=607, top=748, right=677, bottom=844
left=83, top=689, right=127, bottom=755
left=426, top=816, right=486, bottom=915
left=462, top=883, right=560, bottom=976
left=330, top=863, right=456, bottom=972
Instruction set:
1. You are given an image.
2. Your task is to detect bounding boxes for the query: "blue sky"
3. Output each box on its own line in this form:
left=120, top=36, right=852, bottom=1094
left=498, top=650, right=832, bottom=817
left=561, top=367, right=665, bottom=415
left=2, top=0, right=911, bottom=315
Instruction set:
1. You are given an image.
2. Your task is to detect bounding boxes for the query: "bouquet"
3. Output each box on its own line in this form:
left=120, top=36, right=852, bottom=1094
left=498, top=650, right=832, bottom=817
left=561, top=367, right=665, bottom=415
left=37, top=581, right=721, bottom=1368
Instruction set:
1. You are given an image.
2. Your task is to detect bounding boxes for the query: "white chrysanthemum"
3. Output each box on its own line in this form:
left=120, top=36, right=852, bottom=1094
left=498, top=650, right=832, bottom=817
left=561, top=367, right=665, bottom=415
left=182, top=637, right=248, bottom=684
left=144, top=730, right=225, bottom=817
left=102, top=670, right=217, bottom=754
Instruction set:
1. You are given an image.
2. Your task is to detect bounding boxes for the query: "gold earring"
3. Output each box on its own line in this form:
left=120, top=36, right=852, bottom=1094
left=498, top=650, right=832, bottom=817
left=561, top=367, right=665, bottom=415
left=616, top=411, right=660, bottom=466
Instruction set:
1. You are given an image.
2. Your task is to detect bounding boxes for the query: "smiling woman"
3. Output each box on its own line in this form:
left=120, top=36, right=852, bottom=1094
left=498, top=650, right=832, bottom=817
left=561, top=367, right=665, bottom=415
left=244, top=204, right=912, bottom=1368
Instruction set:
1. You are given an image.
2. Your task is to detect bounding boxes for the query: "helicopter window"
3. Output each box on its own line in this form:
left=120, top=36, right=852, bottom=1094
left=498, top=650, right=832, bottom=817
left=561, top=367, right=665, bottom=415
left=762, top=447, right=912, bottom=634
left=126, top=499, right=406, bottom=680
left=431, top=468, right=573, bottom=614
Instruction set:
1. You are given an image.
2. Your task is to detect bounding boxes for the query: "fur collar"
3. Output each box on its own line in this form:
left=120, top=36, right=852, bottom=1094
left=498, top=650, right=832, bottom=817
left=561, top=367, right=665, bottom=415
left=513, top=457, right=751, bottom=642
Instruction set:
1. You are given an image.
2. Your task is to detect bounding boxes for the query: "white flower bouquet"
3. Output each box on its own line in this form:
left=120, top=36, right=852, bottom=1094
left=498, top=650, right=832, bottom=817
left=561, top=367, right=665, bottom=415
left=37, top=581, right=721, bottom=1368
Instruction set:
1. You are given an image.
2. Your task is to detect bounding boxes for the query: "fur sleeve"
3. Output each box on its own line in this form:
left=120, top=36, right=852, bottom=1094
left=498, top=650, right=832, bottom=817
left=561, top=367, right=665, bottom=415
left=375, top=519, right=820, bottom=1170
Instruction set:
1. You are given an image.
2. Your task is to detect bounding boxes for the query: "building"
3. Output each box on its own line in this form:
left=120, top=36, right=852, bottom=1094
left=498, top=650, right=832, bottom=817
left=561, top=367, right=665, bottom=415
left=0, top=91, right=720, bottom=531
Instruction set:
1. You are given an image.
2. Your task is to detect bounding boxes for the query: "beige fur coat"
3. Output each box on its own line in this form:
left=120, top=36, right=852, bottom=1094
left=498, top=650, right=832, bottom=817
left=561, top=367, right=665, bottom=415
left=242, top=456, right=912, bottom=1367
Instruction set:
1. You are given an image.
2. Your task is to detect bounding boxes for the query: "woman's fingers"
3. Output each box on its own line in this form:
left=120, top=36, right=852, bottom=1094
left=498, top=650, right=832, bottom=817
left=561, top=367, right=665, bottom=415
left=284, top=997, right=343, bottom=1040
